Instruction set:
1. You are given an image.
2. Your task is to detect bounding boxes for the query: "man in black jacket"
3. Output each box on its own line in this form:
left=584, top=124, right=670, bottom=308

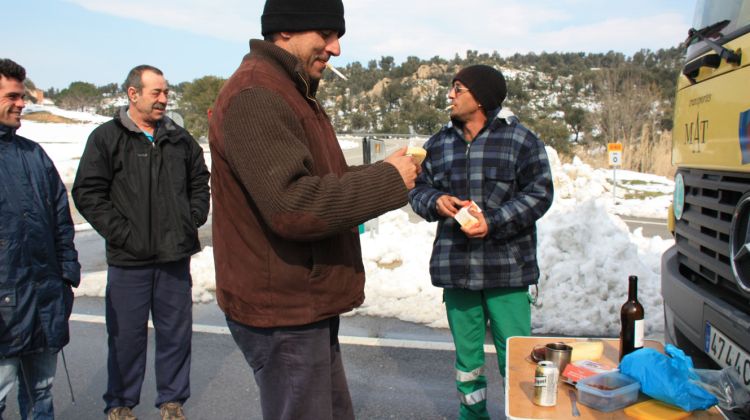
left=73, top=65, right=210, bottom=420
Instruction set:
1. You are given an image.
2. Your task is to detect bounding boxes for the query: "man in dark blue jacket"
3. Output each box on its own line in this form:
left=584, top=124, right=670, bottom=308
left=73, top=65, right=209, bottom=420
left=0, top=58, right=80, bottom=419
left=409, top=65, right=553, bottom=419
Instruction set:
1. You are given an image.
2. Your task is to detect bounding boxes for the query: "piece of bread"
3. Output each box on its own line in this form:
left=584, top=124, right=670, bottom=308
left=568, top=341, right=605, bottom=361
left=406, top=146, right=427, bottom=165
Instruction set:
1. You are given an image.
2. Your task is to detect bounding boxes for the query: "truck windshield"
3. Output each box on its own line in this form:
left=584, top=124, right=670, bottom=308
left=689, top=0, right=750, bottom=56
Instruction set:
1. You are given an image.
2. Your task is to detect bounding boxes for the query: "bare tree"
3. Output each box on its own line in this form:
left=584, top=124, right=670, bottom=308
left=590, top=67, right=661, bottom=171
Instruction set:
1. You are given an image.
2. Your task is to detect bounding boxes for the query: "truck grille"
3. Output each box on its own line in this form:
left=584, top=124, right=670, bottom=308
left=674, top=168, right=750, bottom=312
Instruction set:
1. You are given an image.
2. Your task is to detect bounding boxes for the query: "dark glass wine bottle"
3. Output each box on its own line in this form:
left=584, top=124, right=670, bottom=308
left=619, top=275, right=645, bottom=360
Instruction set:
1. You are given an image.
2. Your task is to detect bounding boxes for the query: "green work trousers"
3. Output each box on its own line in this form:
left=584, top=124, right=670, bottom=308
left=444, top=287, right=531, bottom=420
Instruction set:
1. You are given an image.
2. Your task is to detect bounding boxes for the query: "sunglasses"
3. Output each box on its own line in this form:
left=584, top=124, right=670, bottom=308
left=450, top=84, right=470, bottom=95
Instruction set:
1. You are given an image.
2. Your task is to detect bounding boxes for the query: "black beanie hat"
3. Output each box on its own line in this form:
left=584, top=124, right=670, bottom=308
left=452, top=65, right=507, bottom=112
left=262, top=0, right=346, bottom=37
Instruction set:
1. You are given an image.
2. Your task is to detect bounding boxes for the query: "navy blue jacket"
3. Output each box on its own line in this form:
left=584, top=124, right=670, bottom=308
left=0, top=125, right=80, bottom=357
left=409, top=111, right=553, bottom=290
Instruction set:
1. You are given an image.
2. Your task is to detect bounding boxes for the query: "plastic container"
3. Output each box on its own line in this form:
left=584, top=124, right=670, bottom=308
left=575, top=371, right=640, bottom=412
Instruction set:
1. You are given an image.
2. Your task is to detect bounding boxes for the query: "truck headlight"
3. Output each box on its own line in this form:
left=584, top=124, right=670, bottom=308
left=673, top=173, right=685, bottom=221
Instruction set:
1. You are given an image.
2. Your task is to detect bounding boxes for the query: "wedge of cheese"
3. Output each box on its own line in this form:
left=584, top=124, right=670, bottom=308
left=406, top=146, right=427, bottom=165
left=568, top=341, right=604, bottom=361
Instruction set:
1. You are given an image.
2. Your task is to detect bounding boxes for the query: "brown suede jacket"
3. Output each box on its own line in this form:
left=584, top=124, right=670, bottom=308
left=209, top=40, right=408, bottom=328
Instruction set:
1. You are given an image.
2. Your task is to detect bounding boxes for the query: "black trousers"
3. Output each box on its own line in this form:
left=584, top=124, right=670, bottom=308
left=103, top=259, right=192, bottom=412
left=227, top=316, right=354, bottom=420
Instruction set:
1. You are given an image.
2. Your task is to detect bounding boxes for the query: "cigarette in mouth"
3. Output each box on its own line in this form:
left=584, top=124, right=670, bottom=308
left=326, top=62, right=348, bottom=80
left=444, top=104, right=454, bottom=110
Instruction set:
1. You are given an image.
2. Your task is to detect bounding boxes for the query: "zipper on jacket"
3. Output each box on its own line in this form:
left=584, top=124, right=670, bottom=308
left=150, top=138, right=155, bottom=259
left=464, top=138, right=472, bottom=289
left=296, top=71, right=321, bottom=112
left=142, top=132, right=156, bottom=258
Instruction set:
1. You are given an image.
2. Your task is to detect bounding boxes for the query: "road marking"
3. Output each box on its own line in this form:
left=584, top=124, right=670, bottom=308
left=74, top=222, right=93, bottom=232
left=69, top=313, right=496, bottom=353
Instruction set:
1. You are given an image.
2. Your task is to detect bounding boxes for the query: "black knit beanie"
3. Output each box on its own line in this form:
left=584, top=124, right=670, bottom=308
left=452, top=65, right=507, bottom=112
left=262, top=0, right=346, bottom=37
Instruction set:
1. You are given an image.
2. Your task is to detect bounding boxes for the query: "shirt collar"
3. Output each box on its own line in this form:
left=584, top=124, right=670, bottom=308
left=0, top=125, right=14, bottom=141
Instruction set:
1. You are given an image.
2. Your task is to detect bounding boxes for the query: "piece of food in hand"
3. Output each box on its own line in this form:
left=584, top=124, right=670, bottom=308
left=454, top=201, right=481, bottom=228
left=568, top=341, right=605, bottom=361
left=406, top=146, right=427, bottom=164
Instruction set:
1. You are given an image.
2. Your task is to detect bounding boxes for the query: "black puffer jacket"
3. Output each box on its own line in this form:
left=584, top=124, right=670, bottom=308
left=72, top=107, right=210, bottom=266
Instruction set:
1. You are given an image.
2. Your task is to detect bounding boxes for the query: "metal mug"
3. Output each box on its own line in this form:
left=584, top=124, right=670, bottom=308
left=544, top=342, right=572, bottom=375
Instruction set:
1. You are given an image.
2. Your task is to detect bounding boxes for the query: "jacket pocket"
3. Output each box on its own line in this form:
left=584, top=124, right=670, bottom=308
left=109, top=217, right=132, bottom=249
left=121, top=223, right=151, bottom=259
left=0, top=288, right=16, bottom=307
left=508, top=242, right=525, bottom=267
left=484, top=167, right=516, bottom=208
left=0, top=287, right=16, bottom=343
left=163, top=146, right=188, bottom=194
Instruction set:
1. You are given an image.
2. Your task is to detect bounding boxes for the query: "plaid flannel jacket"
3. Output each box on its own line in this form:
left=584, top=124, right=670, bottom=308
left=408, top=112, right=554, bottom=290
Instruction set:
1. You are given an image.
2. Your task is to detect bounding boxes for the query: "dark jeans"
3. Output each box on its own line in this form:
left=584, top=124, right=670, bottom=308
left=103, top=259, right=192, bottom=412
left=227, top=316, right=354, bottom=420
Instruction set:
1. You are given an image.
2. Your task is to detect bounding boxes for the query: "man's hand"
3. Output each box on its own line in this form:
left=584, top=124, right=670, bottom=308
left=384, top=147, right=420, bottom=190
left=461, top=207, right=489, bottom=238
left=436, top=195, right=468, bottom=218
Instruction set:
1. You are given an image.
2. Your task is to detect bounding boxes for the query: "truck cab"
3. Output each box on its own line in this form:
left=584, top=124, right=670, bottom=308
left=662, top=0, right=750, bottom=393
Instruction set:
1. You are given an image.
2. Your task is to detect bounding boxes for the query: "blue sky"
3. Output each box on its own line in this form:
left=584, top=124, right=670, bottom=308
left=7, top=0, right=697, bottom=90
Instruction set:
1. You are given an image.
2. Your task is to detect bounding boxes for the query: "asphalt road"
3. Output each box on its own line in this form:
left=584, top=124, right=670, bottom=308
left=619, top=216, right=671, bottom=239
left=3, top=299, right=504, bottom=419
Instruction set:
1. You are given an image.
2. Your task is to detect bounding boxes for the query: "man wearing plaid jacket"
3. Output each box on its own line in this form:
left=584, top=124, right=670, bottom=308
left=409, top=65, right=554, bottom=420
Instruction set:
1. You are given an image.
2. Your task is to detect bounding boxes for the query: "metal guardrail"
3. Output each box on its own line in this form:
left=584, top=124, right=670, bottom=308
left=362, top=136, right=386, bottom=164
left=359, top=134, right=429, bottom=164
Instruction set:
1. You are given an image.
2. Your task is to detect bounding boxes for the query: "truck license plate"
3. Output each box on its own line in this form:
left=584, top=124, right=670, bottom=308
left=705, top=323, right=750, bottom=390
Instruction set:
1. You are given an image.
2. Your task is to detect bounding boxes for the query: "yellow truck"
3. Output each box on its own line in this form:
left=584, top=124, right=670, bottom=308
left=662, top=0, right=750, bottom=391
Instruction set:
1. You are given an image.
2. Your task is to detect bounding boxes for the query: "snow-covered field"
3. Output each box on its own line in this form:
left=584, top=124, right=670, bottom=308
left=17, top=105, right=675, bottom=337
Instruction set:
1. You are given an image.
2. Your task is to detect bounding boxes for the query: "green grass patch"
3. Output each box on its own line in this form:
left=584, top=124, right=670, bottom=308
left=619, top=179, right=666, bottom=187
left=623, top=190, right=667, bottom=200
left=22, top=112, right=80, bottom=124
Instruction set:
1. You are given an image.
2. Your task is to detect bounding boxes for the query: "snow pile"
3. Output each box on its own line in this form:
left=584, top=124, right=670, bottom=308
left=337, top=135, right=361, bottom=150
left=547, top=147, right=673, bottom=220
left=17, top=120, right=97, bottom=182
left=534, top=199, right=669, bottom=336
left=354, top=211, right=444, bottom=327
left=190, top=247, right=217, bottom=303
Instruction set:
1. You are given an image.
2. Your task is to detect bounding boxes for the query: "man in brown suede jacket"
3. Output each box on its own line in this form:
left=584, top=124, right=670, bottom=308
left=208, top=0, right=419, bottom=418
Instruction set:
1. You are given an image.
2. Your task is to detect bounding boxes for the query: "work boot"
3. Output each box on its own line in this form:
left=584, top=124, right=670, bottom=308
left=107, top=407, right=137, bottom=420
left=160, top=402, right=186, bottom=420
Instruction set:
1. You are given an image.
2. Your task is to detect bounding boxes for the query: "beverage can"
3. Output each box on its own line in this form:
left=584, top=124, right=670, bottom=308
left=533, top=360, right=559, bottom=406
